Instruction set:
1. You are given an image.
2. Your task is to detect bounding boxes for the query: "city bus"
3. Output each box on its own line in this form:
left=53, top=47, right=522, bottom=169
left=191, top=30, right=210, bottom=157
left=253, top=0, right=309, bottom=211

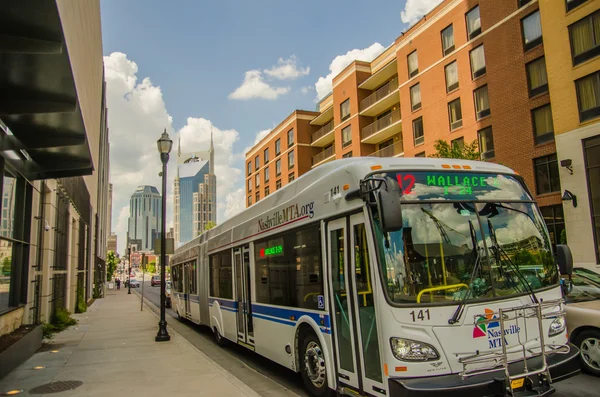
left=170, top=157, right=580, bottom=397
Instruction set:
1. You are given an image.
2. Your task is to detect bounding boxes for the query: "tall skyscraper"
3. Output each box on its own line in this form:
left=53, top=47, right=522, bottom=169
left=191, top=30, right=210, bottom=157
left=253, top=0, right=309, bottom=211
left=107, top=183, right=113, bottom=234
left=127, top=185, right=161, bottom=251
left=174, top=130, right=217, bottom=247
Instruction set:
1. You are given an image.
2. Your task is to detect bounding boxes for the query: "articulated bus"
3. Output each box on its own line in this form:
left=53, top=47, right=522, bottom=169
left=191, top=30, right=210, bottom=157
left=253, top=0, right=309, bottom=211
left=170, top=157, right=580, bottom=397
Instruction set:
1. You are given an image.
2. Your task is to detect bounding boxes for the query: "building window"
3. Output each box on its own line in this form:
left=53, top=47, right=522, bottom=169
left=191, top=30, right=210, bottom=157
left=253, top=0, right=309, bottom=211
left=255, top=155, right=259, bottom=170
left=264, top=148, right=269, bottom=163
left=448, top=98, right=463, bottom=130
left=342, top=152, right=353, bottom=158
left=452, top=137, right=465, bottom=150
left=276, top=159, right=281, bottom=176
left=287, top=128, right=294, bottom=147
left=441, top=24, right=455, bottom=56
left=532, top=104, right=555, bottom=145
left=255, top=174, right=260, bottom=187
left=466, top=6, right=481, bottom=39
left=276, top=179, right=282, bottom=190
left=408, top=50, right=418, bottom=78
left=415, top=151, right=425, bottom=157
left=584, top=135, right=600, bottom=262
left=254, top=225, right=323, bottom=310
left=340, top=99, right=351, bottom=121
left=256, top=191, right=260, bottom=203
left=342, top=125, right=352, bottom=147
left=576, top=71, right=600, bottom=122
left=288, top=150, right=295, bottom=169
left=474, top=85, right=491, bottom=120
left=413, top=117, right=424, bottom=146
left=288, top=172, right=295, bottom=182
left=569, top=9, right=600, bottom=65
left=534, top=154, right=560, bottom=195
left=567, top=0, right=589, bottom=12
left=275, top=138, right=281, bottom=155
left=522, top=11, right=542, bottom=51
left=541, top=205, right=565, bottom=249
left=410, top=83, right=422, bottom=111
left=526, top=57, right=549, bottom=97
left=248, top=178, right=252, bottom=192
left=247, top=162, right=251, bottom=176
left=445, top=61, right=459, bottom=92
left=264, top=166, right=270, bottom=182
left=470, top=45, right=486, bottom=79
left=478, top=126, right=495, bottom=160
left=265, top=186, right=270, bottom=197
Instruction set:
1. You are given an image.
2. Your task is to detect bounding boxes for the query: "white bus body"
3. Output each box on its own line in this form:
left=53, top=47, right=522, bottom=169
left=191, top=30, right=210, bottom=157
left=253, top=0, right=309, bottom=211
left=170, top=158, right=579, bottom=397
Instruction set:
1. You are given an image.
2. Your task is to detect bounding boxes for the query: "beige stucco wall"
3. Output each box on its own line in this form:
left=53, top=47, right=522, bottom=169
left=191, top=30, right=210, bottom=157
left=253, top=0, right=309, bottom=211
left=0, top=307, right=24, bottom=336
left=555, top=123, right=600, bottom=270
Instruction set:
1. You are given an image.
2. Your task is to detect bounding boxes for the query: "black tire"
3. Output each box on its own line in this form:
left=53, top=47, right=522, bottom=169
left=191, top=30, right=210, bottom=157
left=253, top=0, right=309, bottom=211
left=574, top=329, right=600, bottom=377
left=176, top=309, right=183, bottom=322
left=214, top=327, right=228, bottom=347
left=300, top=332, right=330, bottom=397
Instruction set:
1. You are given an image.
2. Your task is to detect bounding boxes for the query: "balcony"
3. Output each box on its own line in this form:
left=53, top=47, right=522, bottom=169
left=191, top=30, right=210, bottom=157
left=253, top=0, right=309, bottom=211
left=359, top=78, right=399, bottom=117
left=312, top=145, right=335, bottom=167
left=370, top=141, right=404, bottom=158
left=311, top=120, right=334, bottom=147
left=361, top=109, right=402, bottom=144
left=310, top=105, right=334, bottom=126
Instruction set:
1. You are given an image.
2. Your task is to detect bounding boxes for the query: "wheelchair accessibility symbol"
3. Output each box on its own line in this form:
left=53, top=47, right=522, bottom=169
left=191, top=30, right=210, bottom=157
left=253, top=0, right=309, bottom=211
left=317, top=295, right=325, bottom=309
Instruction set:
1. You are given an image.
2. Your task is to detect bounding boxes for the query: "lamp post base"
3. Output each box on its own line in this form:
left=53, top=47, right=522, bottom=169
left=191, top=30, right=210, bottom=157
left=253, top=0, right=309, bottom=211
left=155, top=321, right=170, bottom=342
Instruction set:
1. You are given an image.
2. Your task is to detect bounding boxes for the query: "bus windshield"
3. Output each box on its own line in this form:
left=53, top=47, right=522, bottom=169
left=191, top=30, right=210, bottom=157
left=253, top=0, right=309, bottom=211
left=372, top=172, right=559, bottom=306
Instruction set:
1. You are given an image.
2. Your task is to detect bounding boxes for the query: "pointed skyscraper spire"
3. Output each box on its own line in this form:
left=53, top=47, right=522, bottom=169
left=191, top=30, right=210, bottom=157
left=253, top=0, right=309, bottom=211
left=177, top=134, right=181, bottom=157
left=209, top=126, right=215, bottom=174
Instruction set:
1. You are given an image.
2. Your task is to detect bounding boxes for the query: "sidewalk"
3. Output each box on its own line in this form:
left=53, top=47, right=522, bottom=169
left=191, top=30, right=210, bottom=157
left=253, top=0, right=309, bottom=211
left=0, top=288, right=261, bottom=397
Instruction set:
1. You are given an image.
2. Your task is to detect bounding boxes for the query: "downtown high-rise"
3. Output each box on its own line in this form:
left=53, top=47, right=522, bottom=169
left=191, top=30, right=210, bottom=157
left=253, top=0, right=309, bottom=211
left=173, top=132, right=217, bottom=247
left=127, top=185, right=161, bottom=251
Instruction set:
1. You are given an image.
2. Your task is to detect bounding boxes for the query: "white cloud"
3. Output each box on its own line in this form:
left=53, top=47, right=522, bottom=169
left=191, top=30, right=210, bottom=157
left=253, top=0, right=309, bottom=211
left=315, top=43, right=385, bottom=100
left=105, top=52, right=246, bottom=254
left=229, top=70, right=290, bottom=100
left=254, top=128, right=272, bottom=145
left=224, top=188, right=246, bottom=219
left=300, top=86, right=313, bottom=94
left=263, top=56, right=310, bottom=80
left=401, top=0, right=443, bottom=25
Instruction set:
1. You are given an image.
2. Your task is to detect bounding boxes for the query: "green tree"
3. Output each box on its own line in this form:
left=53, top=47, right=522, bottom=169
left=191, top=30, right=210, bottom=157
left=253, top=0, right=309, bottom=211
left=205, top=221, right=217, bottom=231
left=560, top=229, right=567, bottom=244
left=429, top=139, right=480, bottom=160
left=146, top=260, right=156, bottom=274
left=1, top=257, right=11, bottom=276
left=106, top=251, right=119, bottom=281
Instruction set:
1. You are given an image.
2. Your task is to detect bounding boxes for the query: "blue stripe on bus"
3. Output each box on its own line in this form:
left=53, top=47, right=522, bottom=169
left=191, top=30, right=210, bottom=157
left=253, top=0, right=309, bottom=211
left=189, top=295, right=200, bottom=303
left=251, top=304, right=331, bottom=333
left=253, top=313, right=296, bottom=326
left=208, top=297, right=238, bottom=309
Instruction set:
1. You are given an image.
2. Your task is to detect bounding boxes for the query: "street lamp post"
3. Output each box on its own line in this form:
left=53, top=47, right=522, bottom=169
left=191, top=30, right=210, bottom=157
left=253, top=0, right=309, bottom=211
left=128, top=246, right=132, bottom=294
left=155, top=128, right=172, bottom=342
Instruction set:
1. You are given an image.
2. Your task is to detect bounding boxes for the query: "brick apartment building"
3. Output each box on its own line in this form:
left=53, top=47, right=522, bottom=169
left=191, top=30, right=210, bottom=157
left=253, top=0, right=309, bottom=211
left=245, top=0, right=599, bottom=253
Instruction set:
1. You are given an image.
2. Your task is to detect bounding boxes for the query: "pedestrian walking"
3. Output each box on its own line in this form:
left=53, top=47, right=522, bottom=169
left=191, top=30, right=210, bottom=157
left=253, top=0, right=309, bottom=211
left=116, top=278, right=121, bottom=290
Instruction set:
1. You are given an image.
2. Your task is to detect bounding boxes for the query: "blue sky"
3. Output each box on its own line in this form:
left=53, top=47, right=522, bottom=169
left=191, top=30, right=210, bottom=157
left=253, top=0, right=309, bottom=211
left=101, top=0, right=441, bottom=253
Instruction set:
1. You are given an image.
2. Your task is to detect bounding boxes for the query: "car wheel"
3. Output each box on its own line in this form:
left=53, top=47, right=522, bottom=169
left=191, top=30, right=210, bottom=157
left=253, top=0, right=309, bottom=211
left=300, top=332, right=329, bottom=397
left=575, top=329, right=600, bottom=377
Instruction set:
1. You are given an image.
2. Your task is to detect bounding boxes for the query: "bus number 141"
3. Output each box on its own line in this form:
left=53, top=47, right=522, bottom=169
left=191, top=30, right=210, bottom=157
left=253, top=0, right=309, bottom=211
left=409, top=309, right=430, bottom=322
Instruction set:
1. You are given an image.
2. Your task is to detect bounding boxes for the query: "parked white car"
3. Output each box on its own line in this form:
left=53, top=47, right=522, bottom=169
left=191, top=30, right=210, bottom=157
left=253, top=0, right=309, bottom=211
left=129, top=279, right=140, bottom=288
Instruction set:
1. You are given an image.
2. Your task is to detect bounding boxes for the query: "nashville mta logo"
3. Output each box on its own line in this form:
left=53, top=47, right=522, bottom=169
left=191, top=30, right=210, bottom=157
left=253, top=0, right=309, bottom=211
left=473, top=308, right=520, bottom=349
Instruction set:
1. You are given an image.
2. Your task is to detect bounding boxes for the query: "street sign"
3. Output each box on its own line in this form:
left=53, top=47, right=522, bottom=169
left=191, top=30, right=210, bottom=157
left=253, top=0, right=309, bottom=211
left=154, top=238, right=174, bottom=255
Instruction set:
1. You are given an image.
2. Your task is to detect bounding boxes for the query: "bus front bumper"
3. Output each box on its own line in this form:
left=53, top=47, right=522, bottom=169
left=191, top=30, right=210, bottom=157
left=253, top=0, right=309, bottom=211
left=388, top=343, right=580, bottom=397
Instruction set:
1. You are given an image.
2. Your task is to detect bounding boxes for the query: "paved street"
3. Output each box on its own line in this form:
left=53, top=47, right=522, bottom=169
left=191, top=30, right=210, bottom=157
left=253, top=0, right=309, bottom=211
left=135, top=279, right=600, bottom=397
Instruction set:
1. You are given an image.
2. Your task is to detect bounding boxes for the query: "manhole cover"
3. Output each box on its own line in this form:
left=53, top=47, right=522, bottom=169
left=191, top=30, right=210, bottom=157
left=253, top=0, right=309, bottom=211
left=29, top=381, right=83, bottom=394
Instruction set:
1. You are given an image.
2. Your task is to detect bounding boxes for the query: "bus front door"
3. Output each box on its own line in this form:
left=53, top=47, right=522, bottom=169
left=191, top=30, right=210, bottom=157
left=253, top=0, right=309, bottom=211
left=183, top=262, right=191, bottom=315
left=235, top=246, right=254, bottom=348
left=327, top=214, right=385, bottom=396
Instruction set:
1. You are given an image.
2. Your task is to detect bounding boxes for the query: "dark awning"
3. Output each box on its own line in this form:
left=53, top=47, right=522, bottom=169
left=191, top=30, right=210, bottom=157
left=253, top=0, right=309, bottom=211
left=0, top=0, right=93, bottom=180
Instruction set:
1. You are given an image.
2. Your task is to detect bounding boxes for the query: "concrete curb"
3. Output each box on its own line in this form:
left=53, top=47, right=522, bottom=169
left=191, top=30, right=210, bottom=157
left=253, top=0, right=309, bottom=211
left=133, top=291, right=262, bottom=397
left=0, top=324, right=42, bottom=380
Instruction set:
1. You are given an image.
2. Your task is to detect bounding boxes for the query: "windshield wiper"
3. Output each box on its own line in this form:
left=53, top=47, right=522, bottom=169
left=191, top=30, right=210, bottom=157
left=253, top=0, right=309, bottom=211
left=449, top=220, right=481, bottom=325
left=487, top=219, right=539, bottom=304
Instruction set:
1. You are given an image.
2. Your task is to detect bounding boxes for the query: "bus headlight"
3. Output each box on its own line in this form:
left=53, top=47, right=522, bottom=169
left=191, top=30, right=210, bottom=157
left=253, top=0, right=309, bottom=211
left=548, top=316, right=566, bottom=337
left=390, top=338, right=439, bottom=361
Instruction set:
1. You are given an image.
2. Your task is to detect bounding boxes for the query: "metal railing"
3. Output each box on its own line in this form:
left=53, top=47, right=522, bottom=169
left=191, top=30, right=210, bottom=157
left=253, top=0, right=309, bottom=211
left=361, top=109, right=401, bottom=140
left=312, top=145, right=335, bottom=165
left=311, top=120, right=334, bottom=143
left=360, top=78, right=399, bottom=112
left=370, top=141, right=404, bottom=158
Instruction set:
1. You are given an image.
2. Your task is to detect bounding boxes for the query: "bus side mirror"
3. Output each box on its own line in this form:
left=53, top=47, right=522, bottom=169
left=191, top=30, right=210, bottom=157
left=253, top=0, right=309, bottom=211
left=377, top=177, right=403, bottom=233
left=555, top=244, right=573, bottom=276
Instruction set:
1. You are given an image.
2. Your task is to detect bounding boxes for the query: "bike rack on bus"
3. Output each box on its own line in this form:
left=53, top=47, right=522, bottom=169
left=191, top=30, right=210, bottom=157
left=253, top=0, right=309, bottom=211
left=456, top=299, right=570, bottom=395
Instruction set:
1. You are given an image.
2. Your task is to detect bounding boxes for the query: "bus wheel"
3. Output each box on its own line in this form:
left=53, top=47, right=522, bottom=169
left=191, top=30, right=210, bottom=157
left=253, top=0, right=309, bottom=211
left=214, top=327, right=228, bottom=347
left=300, top=332, right=328, bottom=397
left=176, top=309, right=183, bottom=321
